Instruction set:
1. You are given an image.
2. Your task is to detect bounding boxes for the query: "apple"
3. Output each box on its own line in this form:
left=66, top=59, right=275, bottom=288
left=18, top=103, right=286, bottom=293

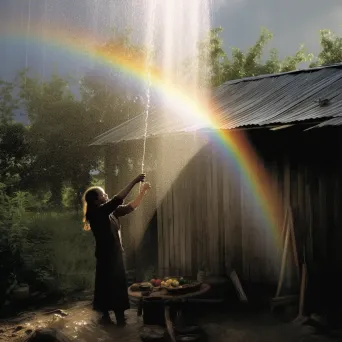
left=171, top=280, right=179, bottom=287
left=154, top=279, right=161, bottom=287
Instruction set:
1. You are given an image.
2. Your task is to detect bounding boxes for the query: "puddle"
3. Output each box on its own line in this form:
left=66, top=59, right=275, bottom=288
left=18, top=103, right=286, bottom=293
left=0, top=302, right=143, bottom=341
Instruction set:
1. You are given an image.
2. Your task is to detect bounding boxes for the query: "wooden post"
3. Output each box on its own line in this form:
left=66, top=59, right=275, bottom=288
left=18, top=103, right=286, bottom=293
left=298, top=263, right=307, bottom=317
left=275, top=220, right=290, bottom=298
left=288, top=209, right=300, bottom=280
left=275, top=205, right=300, bottom=299
left=230, top=270, right=248, bottom=302
left=280, top=207, right=289, bottom=249
left=292, top=262, right=308, bottom=324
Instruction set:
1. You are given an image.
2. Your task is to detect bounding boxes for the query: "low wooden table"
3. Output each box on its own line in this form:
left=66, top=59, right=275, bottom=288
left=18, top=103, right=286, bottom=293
left=128, top=283, right=210, bottom=301
left=128, top=284, right=210, bottom=342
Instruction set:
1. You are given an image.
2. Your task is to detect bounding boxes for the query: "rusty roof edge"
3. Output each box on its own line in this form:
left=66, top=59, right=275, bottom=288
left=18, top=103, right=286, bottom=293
left=214, top=63, right=342, bottom=90
left=91, top=118, right=336, bottom=146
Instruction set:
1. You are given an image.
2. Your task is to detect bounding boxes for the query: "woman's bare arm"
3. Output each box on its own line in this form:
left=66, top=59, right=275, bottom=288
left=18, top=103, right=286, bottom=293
left=114, top=182, right=151, bottom=217
left=129, top=182, right=151, bottom=209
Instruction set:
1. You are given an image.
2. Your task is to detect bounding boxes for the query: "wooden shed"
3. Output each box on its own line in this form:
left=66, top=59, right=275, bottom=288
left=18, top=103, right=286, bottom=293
left=92, top=64, right=342, bottom=287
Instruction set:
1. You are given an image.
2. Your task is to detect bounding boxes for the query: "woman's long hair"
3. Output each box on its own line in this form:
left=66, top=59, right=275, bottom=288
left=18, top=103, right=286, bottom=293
left=82, top=186, right=103, bottom=231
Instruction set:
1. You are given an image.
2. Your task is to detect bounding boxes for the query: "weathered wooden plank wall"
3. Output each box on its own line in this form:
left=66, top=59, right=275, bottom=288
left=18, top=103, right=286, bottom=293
left=156, top=128, right=342, bottom=284
left=154, top=134, right=203, bottom=277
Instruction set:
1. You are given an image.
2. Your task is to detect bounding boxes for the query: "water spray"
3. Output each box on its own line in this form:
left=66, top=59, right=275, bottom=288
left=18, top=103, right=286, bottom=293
left=139, top=0, right=157, bottom=192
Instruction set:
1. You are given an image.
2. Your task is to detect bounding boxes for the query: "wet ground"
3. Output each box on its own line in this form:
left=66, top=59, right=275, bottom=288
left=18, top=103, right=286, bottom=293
left=0, top=301, right=143, bottom=341
left=0, top=301, right=340, bottom=342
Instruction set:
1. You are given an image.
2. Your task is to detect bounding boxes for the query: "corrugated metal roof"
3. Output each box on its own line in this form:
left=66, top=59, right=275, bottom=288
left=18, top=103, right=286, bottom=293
left=310, top=116, right=342, bottom=128
left=90, top=107, right=198, bottom=145
left=92, top=64, right=342, bottom=145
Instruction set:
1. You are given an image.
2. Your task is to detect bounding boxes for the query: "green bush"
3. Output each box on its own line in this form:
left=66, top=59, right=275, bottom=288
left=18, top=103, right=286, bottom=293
left=0, top=186, right=96, bottom=300
left=23, top=212, right=96, bottom=292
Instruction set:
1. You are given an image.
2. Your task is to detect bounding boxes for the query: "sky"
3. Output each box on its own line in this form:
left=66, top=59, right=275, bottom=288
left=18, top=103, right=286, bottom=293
left=0, top=0, right=341, bottom=82
left=212, top=0, right=342, bottom=55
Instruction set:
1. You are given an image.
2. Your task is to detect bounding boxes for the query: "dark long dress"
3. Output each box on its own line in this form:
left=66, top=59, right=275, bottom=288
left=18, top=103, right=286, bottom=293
left=87, top=196, right=135, bottom=313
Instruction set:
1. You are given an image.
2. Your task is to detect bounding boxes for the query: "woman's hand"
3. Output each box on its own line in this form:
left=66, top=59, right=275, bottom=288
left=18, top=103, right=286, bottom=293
left=140, top=182, right=151, bottom=193
left=133, top=173, right=146, bottom=184
left=116, top=174, right=146, bottom=202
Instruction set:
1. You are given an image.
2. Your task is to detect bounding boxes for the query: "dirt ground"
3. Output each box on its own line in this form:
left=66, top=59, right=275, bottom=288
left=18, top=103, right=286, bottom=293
left=0, top=301, right=339, bottom=342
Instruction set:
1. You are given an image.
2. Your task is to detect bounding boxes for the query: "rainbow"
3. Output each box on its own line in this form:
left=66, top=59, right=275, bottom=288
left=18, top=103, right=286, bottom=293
left=1, top=23, right=282, bottom=242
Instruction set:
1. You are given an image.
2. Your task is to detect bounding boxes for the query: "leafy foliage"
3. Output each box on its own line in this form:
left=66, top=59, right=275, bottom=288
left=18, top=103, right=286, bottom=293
left=0, top=188, right=32, bottom=304
left=19, top=72, right=98, bottom=207
left=0, top=123, right=31, bottom=193
left=310, top=29, right=342, bottom=67
left=198, top=27, right=313, bottom=87
left=0, top=189, right=95, bottom=303
left=23, top=212, right=95, bottom=292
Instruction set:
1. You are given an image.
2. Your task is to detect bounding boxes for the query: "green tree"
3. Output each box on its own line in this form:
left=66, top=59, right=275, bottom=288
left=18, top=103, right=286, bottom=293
left=198, top=27, right=313, bottom=87
left=197, top=27, right=227, bottom=87
left=310, top=29, right=342, bottom=67
left=19, top=72, right=97, bottom=208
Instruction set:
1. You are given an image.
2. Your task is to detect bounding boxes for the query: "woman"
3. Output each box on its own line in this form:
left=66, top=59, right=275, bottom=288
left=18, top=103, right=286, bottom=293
left=82, top=173, right=151, bottom=326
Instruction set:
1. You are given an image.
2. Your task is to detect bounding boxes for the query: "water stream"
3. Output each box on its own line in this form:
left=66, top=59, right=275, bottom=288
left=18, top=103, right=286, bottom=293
left=140, top=0, right=157, bottom=175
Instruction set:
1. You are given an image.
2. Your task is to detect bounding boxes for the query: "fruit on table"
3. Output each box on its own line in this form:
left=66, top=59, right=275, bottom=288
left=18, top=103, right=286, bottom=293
left=161, top=278, right=182, bottom=288
left=171, top=280, right=179, bottom=287
left=150, top=279, right=162, bottom=287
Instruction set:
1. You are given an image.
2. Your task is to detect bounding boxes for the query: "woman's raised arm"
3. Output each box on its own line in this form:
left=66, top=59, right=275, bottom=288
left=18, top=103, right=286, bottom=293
left=99, top=174, right=146, bottom=215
